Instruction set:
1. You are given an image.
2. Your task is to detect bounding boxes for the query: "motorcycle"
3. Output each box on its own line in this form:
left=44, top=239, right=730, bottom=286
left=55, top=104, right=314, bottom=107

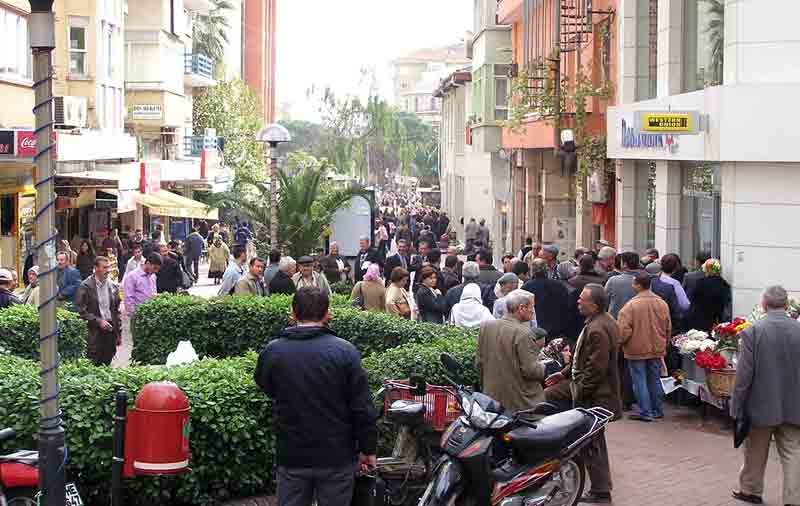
left=364, top=376, right=449, bottom=506
left=0, top=428, right=83, bottom=506
left=418, top=354, right=614, bottom=506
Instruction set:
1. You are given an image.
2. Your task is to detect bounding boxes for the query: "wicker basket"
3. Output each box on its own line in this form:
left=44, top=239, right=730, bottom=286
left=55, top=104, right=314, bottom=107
left=705, top=368, right=737, bottom=398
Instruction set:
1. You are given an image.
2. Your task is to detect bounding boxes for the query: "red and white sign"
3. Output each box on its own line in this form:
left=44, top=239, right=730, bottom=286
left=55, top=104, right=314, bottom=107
left=139, top=162, right=162, bottom=194
left=17, top=131, right=37, bottom=158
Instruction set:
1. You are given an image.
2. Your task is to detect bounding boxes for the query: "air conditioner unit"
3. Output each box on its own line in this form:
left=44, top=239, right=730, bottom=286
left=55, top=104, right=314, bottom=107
left=53, top=96, right=87, bottom=129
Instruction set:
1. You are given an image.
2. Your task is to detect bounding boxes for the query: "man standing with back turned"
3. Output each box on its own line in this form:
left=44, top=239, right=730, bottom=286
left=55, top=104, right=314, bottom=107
left=255, top=287, right=377, bottom=506
left=731, top=285, right=800, bottom=506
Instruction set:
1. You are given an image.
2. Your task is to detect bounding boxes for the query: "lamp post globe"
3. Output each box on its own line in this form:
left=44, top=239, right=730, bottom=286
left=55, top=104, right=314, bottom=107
left=255, top=123, right=292, bottom=250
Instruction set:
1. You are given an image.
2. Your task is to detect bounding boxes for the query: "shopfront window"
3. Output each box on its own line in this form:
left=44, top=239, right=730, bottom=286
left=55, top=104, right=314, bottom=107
left=683, top=0, right=724, bottom=91
left=681, top=162, right=721, bottom=260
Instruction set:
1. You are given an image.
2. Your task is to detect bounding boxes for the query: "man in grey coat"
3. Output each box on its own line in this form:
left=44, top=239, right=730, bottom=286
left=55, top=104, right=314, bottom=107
left=731, top=285, right=800, bottom=506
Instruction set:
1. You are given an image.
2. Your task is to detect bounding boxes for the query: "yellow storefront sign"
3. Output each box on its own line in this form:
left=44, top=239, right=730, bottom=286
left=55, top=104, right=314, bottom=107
left=642, top=113, right=692, bottom=133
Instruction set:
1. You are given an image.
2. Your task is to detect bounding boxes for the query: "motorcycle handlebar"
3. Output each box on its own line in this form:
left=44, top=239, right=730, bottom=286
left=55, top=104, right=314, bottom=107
left=0, top=428, right=16, bottom=443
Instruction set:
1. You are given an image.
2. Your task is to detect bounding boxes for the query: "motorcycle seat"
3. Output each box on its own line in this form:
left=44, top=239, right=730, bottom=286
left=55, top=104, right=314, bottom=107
left=387, top=400, right=426, bottom=425
left=507, top=410, right=593, bottom=454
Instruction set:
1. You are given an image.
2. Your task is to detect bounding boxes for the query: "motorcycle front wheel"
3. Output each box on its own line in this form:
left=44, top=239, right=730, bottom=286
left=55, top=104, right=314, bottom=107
left=5, top=487, right=38, bottom=506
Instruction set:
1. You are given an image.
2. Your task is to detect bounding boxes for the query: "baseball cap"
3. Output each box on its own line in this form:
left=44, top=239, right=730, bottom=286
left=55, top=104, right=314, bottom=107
left=542, top=244, right=559, bottom=256
left=0, top=269, right=12, bottom=282
left=645, top=262, right=662, bottom=275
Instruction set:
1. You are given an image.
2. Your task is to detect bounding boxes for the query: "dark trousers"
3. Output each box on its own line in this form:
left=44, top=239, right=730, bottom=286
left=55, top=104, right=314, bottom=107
left=585, top=430, right=613, bottom=494
left=277, top=464, right=356, bottom=506
left=186, top=255, right=200, bottom=279
left=88, top=328, right=117, bottom=366
left=618, top=355, right=635, bottom=408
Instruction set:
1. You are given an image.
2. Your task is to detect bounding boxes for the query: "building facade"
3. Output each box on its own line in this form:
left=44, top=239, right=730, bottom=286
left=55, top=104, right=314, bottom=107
left=608, top=0, right=800, bottom=315
left=498, top=0, right=619, bottom=258
left=437, top=0, right=513, bottom=262
left=243, top=0, right=277, bottom=123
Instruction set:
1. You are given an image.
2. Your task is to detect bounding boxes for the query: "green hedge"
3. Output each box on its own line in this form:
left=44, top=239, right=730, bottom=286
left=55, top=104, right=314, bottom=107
left=132, top=294, right=472, bottom=364
left=0, top=304, right=87, bottom=360
left=0, top=353, right=272, bottom=506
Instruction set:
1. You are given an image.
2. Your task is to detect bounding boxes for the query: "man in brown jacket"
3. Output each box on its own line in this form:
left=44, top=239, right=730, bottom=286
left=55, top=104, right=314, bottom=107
left=477, top=289, right=545, bottom=412
left=544, top=283, right=622, bottom=503
left=75, top=256, right=122, bottom=365
left=617, top=273, right=671, bottom=422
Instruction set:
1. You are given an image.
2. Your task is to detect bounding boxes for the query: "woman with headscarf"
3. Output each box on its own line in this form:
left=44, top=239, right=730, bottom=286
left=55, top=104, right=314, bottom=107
left=207, top=236, right=230, bottom=285
left=76, top=240, right=96, bottom=279
left=450, top=283, right=494, bottom=329
left=685, top=259, right=731, bottom=333
left=57, top=239, right=77, bottom=266
left=18, top=266, right=40, bottom=306
left=351, top=263, right=386, bottom=312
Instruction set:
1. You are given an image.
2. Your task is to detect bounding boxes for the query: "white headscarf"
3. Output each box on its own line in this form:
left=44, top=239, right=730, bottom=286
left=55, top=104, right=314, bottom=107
left=450, top=283, right=494, bottom=329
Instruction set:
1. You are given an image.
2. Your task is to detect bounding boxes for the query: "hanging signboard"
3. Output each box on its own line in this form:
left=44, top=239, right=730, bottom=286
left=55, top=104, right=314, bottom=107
left=634, top=110, right=701, bottom=135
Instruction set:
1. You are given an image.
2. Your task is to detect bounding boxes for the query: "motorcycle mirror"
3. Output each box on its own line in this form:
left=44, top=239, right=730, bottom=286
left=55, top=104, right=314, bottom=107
left=409, top=374, right=427, bottom=397
left=440, top=353, right=459, bottom=375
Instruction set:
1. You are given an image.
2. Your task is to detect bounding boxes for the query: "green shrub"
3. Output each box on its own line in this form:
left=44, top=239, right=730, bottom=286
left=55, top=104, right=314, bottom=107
left=0, top=304, right=87, bottom=360
left=0, top=353, right=273, bottom=506
left=132, top=293, right=466, bottom=363
left=362, top=332, right=479, bottom=389
left=330, top=279, right=353, bottom=295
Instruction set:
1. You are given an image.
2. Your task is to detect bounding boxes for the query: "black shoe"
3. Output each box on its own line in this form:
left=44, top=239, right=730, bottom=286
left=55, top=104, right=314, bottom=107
left=628, top=414, right=654, bottom=422
left=731, top=490, right=763, bottom=504
left=580, top=492, right=612, bottom=503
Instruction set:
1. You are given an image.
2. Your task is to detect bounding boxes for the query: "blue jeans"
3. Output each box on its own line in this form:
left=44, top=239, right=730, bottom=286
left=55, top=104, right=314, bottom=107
left=627, top=358, right=664, bottom=418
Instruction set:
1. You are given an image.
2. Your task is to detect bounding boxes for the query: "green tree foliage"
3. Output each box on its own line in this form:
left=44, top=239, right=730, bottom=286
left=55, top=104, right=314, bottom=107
left=207, top=152, right=368, bottom=256
left=193, top=79, right=264, bottom=183
left=192, top=0, right=234, bottom=75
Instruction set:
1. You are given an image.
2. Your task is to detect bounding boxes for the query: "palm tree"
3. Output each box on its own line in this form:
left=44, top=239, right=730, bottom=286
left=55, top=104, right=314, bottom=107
left=209, top=152, right=369, bottom=257
left=193, top=0, right=233, bottom=73
left=703, top=0, right=724, bottom=86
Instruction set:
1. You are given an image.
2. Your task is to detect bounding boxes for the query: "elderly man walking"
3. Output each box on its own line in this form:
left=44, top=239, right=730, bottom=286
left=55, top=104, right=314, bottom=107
left=544, top=283, right=622, bottom=503
left=731, top=285, right=800, bottom=506
left=477, top=289, right=546, bottom=412
left=617, top=273, right=670, bottom=422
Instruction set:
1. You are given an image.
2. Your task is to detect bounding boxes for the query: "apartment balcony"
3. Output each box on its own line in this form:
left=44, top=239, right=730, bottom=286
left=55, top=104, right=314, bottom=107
left=183, top=135, right=221, bottom=158
left=184, top=53, right=217, bottom=88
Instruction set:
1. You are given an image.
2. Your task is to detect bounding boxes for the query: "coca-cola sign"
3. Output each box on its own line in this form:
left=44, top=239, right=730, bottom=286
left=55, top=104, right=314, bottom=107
left=0, top=130, right=36, bottom=158
left=17, top=132, right=36, bottom=157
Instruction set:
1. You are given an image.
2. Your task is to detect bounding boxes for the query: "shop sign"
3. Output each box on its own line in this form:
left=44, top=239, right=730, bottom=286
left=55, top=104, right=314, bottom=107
left=621, top=118, right=679, bottom=153
left=0, top=129, right=50, bottom=159
left=132, top=104, right=163, bottom=120
left=17, top=132, right=37, bottom=157
left=0, top=131, right=14, bottom=154
left=634, top=110, right=701, bottom=135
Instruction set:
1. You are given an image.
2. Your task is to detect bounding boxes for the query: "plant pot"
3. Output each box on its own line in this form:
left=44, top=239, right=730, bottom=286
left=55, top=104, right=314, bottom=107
left=705, top=368, right=736, bottom=398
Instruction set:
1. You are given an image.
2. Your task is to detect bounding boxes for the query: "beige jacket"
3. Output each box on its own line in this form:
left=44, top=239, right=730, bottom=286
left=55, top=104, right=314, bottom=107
left=385, top=285, right=413, bottom=319
left=477, top=314, right=545, bottom=412
left=617, top=290, right=671, bottom=360
left=234, top=273, right=264, bottom=296
left=352, top=280, right=386, bottom=312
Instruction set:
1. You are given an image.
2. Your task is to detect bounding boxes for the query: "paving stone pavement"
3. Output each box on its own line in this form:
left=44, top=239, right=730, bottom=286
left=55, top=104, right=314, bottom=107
left=223, top=405, right=786, bottom=506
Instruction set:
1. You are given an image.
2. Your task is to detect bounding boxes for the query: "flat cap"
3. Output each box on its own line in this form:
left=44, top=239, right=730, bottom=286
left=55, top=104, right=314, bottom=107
left=297, top=255, right=314, bottom=265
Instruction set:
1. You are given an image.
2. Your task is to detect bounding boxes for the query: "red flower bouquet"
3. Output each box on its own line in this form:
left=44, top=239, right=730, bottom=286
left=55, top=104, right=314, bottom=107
left=695, top=349, right=728, bottom=370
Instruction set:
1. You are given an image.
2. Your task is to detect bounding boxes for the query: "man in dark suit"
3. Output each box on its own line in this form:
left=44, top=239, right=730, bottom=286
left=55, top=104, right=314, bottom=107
left=682, top=250, right=711, bottom=301
left=731, top=285, right=800, bottom=506
left=75, top=256, right=121, bottom=365
left=384, top=239, right=411, bottom=288
left=354, top=236, right=380, bottom=283
left=544, top=283, right=622, bottom=503
left=522, top=258, right=571, bottom=344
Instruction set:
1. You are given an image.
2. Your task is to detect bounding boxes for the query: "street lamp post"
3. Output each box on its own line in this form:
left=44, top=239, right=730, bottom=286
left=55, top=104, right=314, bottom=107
left=255, top=124, right=291, bottom=249
left=28, top=1, right=65, bottom=505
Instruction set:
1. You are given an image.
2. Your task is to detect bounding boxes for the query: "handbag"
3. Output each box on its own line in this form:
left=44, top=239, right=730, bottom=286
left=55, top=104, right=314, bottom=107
left=352, top=283, right=365, bottom=310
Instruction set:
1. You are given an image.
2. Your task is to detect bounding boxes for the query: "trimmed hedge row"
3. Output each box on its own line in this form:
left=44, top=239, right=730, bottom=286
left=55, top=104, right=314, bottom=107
left=131, top=294, right=474, bottom=363
left=0, top=304, right=87, bottom=360
left=0, top=353, right=272, bottom=506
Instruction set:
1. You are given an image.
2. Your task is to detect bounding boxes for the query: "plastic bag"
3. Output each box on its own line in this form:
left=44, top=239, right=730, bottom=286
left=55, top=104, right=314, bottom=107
left=166, top=340, right=199, bottom=366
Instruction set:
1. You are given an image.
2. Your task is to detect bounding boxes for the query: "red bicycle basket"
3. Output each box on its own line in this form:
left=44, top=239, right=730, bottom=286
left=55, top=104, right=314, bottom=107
left=383, top=380, right=460, bottom=431
left=0, top=462, right=38, bottom=488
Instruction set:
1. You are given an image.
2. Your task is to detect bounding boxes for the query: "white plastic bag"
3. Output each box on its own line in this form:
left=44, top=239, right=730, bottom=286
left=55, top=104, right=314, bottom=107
left=166, top=340, right=199, bottom=366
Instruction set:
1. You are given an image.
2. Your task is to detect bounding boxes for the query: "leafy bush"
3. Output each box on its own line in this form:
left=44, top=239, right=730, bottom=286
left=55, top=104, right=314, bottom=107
left=132, top=293, right=465, bottom=363
left=0, top=353, right=273, bottom=506
left=0, top=304, right=87, bottom=360
left=330, top=279, right=353, bottom=295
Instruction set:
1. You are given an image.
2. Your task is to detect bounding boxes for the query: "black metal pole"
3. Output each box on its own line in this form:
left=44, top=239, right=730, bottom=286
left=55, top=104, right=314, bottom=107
left=111, top=388, right=127, bottom=506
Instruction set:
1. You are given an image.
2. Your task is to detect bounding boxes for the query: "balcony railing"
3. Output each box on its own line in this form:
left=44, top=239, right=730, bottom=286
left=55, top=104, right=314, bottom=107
left=183, top=135, right=220, bottom=158
left=184, top=53, right=214, bottom=80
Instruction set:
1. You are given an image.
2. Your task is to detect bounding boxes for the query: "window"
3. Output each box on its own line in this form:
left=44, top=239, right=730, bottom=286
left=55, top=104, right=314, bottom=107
left=0, top=8, right=30, bottom=80
left=684, top=0, right=724, bottom=91
left=495, top=77, right=509, bottom=120
left=69, top=17, right=89, bottom=77
left=635, top=0, right=658, bottom=101
left=400, top=80, right=409, bottom=90
left=105, top=25, right=113, bottom=78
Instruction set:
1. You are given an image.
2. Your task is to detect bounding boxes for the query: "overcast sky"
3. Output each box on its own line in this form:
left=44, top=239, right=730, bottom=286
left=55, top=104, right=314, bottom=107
left=276, top=0, right=472, bottom=122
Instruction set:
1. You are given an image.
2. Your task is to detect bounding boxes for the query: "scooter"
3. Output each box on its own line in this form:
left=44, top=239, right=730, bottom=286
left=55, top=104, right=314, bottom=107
left=0, top=428, right=83, bottom=506
left=418, top=354, right=614, bottom=506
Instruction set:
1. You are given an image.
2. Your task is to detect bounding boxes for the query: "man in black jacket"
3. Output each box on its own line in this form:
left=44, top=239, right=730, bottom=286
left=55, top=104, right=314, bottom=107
left=156, top=243, right=182, bottom=294
left=255, top=287, right=377, bottom=506
left=354, top=236, right=381, bottom=283
left=522, top=258, right=571, bottom=344
left=384, top=239, right=411, bottom=288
